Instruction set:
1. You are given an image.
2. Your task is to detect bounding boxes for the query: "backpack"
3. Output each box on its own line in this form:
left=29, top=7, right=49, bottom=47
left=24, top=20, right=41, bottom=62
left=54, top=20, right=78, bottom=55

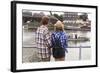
left=52, top=34, right=62, bottom=48
left=52, top=34, right=65, bottom=58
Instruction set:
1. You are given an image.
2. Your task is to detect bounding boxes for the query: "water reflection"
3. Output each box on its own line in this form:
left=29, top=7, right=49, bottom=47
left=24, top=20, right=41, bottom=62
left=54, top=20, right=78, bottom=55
left=65, top=30, right=90, bottom=47
left=23, top=29, right=91, bottom=47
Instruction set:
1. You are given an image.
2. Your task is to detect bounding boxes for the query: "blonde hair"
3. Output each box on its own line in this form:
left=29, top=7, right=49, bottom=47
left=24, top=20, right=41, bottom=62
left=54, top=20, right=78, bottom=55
left=54, top=21, right=64, bottom=31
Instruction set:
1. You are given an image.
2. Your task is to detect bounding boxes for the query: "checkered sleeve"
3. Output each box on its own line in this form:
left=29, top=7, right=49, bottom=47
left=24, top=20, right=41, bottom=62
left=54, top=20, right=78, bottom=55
left=44, top=28, right=51, bottom=48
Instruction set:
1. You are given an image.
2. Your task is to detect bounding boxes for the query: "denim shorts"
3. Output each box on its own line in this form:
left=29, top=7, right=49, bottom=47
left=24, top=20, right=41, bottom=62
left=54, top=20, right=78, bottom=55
left=52, top=48, right=65, bottom=58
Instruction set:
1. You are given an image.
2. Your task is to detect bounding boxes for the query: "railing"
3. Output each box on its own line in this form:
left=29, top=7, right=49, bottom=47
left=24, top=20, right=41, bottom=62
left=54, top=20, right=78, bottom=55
left=23, top=45, right=91, bottom=60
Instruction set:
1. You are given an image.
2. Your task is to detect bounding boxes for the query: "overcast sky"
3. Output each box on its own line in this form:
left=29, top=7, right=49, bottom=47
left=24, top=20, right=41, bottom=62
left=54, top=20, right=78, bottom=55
left=22, top=9, right=64, bottom=15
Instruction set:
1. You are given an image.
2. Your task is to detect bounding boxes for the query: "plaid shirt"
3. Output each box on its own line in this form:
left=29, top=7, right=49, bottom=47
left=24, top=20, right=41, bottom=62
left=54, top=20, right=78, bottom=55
left=36, top=25, right=51, bottom=59
left=51, top=31, right=68, bottom=52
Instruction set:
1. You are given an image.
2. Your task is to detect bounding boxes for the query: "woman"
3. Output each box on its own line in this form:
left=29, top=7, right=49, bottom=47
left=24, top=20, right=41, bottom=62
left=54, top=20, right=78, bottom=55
left=51, top=21, right=68, bottom=61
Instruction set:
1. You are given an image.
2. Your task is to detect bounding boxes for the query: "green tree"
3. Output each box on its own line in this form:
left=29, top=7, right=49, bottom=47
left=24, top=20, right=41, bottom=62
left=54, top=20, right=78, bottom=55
left=53, top=14, right=63, bottom=21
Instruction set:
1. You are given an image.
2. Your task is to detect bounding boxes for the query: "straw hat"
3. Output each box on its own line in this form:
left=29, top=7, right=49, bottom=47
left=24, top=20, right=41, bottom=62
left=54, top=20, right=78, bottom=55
left=54, top=21, right=64, bottom=31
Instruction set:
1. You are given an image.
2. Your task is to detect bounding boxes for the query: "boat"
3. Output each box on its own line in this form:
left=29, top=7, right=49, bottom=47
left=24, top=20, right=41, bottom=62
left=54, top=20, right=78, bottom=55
left=68, top=33, right=90, bottom=41
left=68, top=37, right=90, bottom=41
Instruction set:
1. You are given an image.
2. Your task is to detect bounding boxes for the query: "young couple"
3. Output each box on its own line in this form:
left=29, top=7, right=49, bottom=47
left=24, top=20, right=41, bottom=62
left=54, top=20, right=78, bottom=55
left=36, top=16, right=68, bottom=62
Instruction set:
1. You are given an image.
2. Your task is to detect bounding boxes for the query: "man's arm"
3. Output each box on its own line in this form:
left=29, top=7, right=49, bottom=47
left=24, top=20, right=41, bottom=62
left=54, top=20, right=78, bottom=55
left=44, top=29, right=51, bottom=48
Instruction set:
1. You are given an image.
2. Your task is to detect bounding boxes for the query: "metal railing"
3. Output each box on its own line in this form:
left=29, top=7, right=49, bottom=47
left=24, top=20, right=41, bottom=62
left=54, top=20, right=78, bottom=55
left=23, top=45, right=91, bottom=60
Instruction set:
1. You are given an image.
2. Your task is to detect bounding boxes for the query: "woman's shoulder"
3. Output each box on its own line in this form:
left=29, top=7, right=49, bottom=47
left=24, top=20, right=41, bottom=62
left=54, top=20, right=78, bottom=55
left=51, top=32, right=55, bottom=35
left=61, top=31, right=68, bottom=38
left=63, top=31, right=68, bottom=35
left=60, top=31, right=66, bottom=35
left=51, top=32, right=58, bottom=37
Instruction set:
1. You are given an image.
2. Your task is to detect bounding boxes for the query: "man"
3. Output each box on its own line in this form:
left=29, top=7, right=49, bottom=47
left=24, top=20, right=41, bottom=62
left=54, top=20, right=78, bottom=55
left=36, top=16, right=51, bottom=62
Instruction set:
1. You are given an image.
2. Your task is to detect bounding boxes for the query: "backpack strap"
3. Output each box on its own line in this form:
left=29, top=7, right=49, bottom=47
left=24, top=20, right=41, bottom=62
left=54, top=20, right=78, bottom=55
left=53, top=33, right=62, bottom=48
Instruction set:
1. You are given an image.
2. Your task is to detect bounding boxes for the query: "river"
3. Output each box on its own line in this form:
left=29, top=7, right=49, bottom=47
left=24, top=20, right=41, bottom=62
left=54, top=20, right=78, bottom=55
left=22, top=29, right=91, bottom=48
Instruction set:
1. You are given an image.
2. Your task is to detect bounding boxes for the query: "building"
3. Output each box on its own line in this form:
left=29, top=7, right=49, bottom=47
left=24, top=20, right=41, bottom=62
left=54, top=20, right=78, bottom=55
left=63, top=12, right=80, bottom=29
left=63, top=12, right=91, bottom=30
